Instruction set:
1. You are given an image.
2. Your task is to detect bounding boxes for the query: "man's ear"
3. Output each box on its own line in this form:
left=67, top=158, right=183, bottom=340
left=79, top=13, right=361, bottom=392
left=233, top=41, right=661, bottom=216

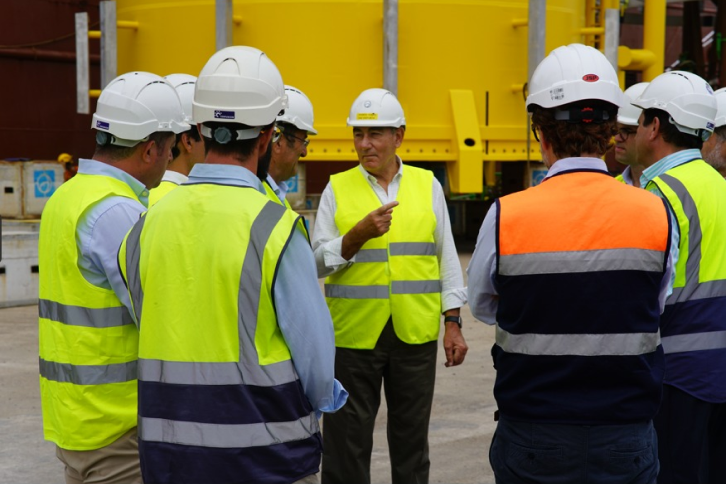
left=649, top=116, right=661, bottom=142
left=394, top=127, right=405, bottom=148
left=181, top=133, right=194, bottom=153
left=138, top=139, right=157, bottom=164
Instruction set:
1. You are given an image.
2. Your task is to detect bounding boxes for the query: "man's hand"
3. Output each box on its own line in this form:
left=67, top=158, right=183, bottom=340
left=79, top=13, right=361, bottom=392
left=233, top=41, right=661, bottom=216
left=341, top=201, right=399, bottom=260
left=356, top=201, right=399, bottom=240
left=443, top=322, right=468, bottom=367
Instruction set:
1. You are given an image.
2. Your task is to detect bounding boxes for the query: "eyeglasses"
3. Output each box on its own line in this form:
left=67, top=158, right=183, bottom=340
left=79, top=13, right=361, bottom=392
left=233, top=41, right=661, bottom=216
left=284, top=132, right=310, bottom=147
left=531, top=124, right=540, bottom=142
left=616, top=127, right=637, bottom=140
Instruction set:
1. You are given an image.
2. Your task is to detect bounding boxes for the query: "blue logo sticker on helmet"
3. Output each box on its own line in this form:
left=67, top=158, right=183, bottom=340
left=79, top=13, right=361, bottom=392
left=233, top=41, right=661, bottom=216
left=96, top=120, right=110, bottom=130
left=707, top=122, right=715, bottom=130
left=214, top=110, right=235, bottom=120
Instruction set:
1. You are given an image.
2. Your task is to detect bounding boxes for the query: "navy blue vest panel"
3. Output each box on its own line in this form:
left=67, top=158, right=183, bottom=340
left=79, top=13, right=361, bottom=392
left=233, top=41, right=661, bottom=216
left=496, top=271, right=664, bottom=335
left=138, top=379, right=321, bottom=483
left=493, top=348, right=664, bottom=424
left=661, top=297, right=726, bottom=403
left=139, top=380, right=315, bottom=424
left=494, top=270, right=665, bottom=425
left=140, top=437, right=322, bottom=484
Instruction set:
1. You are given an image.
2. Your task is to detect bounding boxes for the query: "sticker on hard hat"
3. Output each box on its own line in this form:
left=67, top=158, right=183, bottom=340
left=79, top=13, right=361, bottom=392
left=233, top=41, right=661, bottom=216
left=707, top=122, right=715, bottom=130
left=582, top=74, right=599, bottom=82
left=214, top=110, right=235, bottom=120
left=96, top=120, right=110, bottom=130
left=549, top=88, right=565, bottom=101
left=357, top=113, right=378, bottom=120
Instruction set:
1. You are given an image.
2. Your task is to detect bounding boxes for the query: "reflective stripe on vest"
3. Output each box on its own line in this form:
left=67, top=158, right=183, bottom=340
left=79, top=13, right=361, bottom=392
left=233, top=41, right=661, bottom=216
left=139, top=413, right=319, bottom=449
left=499, top=248, right=665, bottom=276
left=38, top=299, right=133, bottom=328
left=38, top=172, right=139, bottom=451
left=325, top=165, right=441, bottom=349
left=496, top=324, right=661, bottom=356
left=39, top=358, right=137, bottom=385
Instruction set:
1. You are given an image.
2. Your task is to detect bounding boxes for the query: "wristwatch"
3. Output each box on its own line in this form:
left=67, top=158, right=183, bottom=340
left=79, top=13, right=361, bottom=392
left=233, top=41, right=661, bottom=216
left=444, top=315, right=462, bottom=329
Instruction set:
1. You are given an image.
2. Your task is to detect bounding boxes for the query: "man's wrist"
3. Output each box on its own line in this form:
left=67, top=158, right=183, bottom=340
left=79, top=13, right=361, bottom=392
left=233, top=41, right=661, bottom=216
left=444, top=315, right=462, bottom=329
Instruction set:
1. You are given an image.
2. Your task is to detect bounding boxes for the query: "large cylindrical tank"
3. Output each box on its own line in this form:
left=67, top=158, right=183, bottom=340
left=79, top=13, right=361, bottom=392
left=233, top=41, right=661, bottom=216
left=116, top=0, right=589, bottom=191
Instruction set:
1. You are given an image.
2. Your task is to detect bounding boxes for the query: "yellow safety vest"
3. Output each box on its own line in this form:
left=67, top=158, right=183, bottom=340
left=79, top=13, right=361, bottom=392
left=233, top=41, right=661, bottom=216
left=325, top=165, right=441, bottom=349
left=263, top=179, right=309, bottom=240
left=118, top=183, right=321, bottom=480
left=646, top=159, right=726, bottom=401
left=148, top=179, right=179, bottom=207
left=38, top=173, right=139, bottom=450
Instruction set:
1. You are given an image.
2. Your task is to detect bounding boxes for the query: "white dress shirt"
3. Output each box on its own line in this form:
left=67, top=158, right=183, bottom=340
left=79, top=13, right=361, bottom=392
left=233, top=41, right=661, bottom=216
left=312, top=158, right=466, bottom=313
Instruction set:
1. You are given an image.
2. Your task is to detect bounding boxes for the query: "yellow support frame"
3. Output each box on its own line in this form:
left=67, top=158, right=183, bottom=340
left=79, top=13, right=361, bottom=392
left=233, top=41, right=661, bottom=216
left=448, top=90, right=483, bottom=194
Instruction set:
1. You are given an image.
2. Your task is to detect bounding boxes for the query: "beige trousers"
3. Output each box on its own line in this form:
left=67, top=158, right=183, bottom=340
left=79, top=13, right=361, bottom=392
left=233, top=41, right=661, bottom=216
left=55, top=428, right=141, bottom=484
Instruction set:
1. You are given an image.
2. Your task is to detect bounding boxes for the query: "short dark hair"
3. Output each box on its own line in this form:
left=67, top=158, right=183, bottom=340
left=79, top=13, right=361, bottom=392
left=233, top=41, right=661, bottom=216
left=202, top=122, right=274, bottom=161
left=641, top=108, right=703, bottom=150
left=531, top=101, right=617, bottom=159
left=95, top=131, right=174, bottom=162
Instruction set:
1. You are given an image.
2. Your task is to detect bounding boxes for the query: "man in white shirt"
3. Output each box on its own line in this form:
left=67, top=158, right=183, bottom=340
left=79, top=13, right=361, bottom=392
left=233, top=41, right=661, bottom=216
left=313, top=88, right=468, bottom=484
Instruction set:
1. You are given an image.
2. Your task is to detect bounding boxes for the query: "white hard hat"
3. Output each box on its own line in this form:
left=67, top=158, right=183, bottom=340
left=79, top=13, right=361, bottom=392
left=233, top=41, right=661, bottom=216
left=713, top=87, right=726, bottom=128
left=193, top=46, right=287, bottom=141
left=347, top=88, right=405, bottom=128
left=165, top=73, right=196, bottom=125
left=92, top=71, right=189, bottom=146
left=632, top=71, right=716, bottom=137
left=277, top=86, right=317, bottom=135
left=526, top=44, right=624, bottom=114
left=618, top=82, right=649, bottom=126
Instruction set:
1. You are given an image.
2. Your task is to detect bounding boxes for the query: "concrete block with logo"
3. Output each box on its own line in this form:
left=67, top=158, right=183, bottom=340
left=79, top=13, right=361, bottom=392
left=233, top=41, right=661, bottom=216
left=22, top=161, right=64, bottom=217
left=0, top=162, right=23, bottom=219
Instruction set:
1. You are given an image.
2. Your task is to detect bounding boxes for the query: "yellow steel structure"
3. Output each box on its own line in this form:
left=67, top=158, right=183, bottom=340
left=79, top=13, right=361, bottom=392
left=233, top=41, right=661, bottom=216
left=110, top=0, right=663, bottom=193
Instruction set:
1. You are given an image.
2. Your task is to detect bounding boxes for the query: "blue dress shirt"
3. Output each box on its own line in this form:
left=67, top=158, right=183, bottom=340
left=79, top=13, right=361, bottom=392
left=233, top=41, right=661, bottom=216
left=76, top=159, right=149, bottom=312
left=467, top=157, right=676, bottom=325
left=185, top=163, right=347, bottom=415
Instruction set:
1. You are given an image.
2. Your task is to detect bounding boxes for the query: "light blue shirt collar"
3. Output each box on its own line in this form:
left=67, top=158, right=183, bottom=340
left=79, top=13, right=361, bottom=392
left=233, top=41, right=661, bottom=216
left=78, top=158, right=150, bottom=207
left=640, top=149, right=702, bottom=188
left=620, top=165, right=634, bottom=186
left=265, top=174, right=288, bottom=201
left=187, top=163, right=265, bottom=194
left=545, top=157, right=609, bottom=180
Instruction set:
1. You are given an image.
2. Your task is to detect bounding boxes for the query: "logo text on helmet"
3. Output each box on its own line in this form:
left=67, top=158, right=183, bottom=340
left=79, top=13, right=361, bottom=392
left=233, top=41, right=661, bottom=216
left=96, top=120, right=110, bottom=130
left=550, top=88, right=565, bottom=101
left=356, top=113, right=378, bottom=120
left=582, top=74, right=599, bottom=82
left=214, top=110, right=235, bottom=120
left=364, top=100, right=372, bottom=108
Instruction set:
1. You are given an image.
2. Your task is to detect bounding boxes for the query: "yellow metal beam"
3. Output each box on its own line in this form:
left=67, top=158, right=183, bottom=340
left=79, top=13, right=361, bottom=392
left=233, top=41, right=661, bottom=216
left=117, top=20, right=139, bottom=30
left=643, top=0, right=666, bottom=81
left=448, top=89, right=483, bottom=194
left=89, top=89, right=101, bottom=98
left=88, top=30, right=101, bottom=39
left=511, top=18, right=528, bottom=28
left=618, top=46, right=656, bottom=71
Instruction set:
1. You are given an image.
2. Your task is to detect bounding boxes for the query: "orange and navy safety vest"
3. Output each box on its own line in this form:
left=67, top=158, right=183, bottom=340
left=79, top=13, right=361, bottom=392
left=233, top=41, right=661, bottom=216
left=494, top=168, right=671, bottom=425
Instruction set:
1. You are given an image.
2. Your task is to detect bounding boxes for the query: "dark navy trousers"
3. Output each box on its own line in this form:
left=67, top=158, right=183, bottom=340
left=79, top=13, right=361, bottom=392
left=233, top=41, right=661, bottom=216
left=489, top=417, right=658, bottom=484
